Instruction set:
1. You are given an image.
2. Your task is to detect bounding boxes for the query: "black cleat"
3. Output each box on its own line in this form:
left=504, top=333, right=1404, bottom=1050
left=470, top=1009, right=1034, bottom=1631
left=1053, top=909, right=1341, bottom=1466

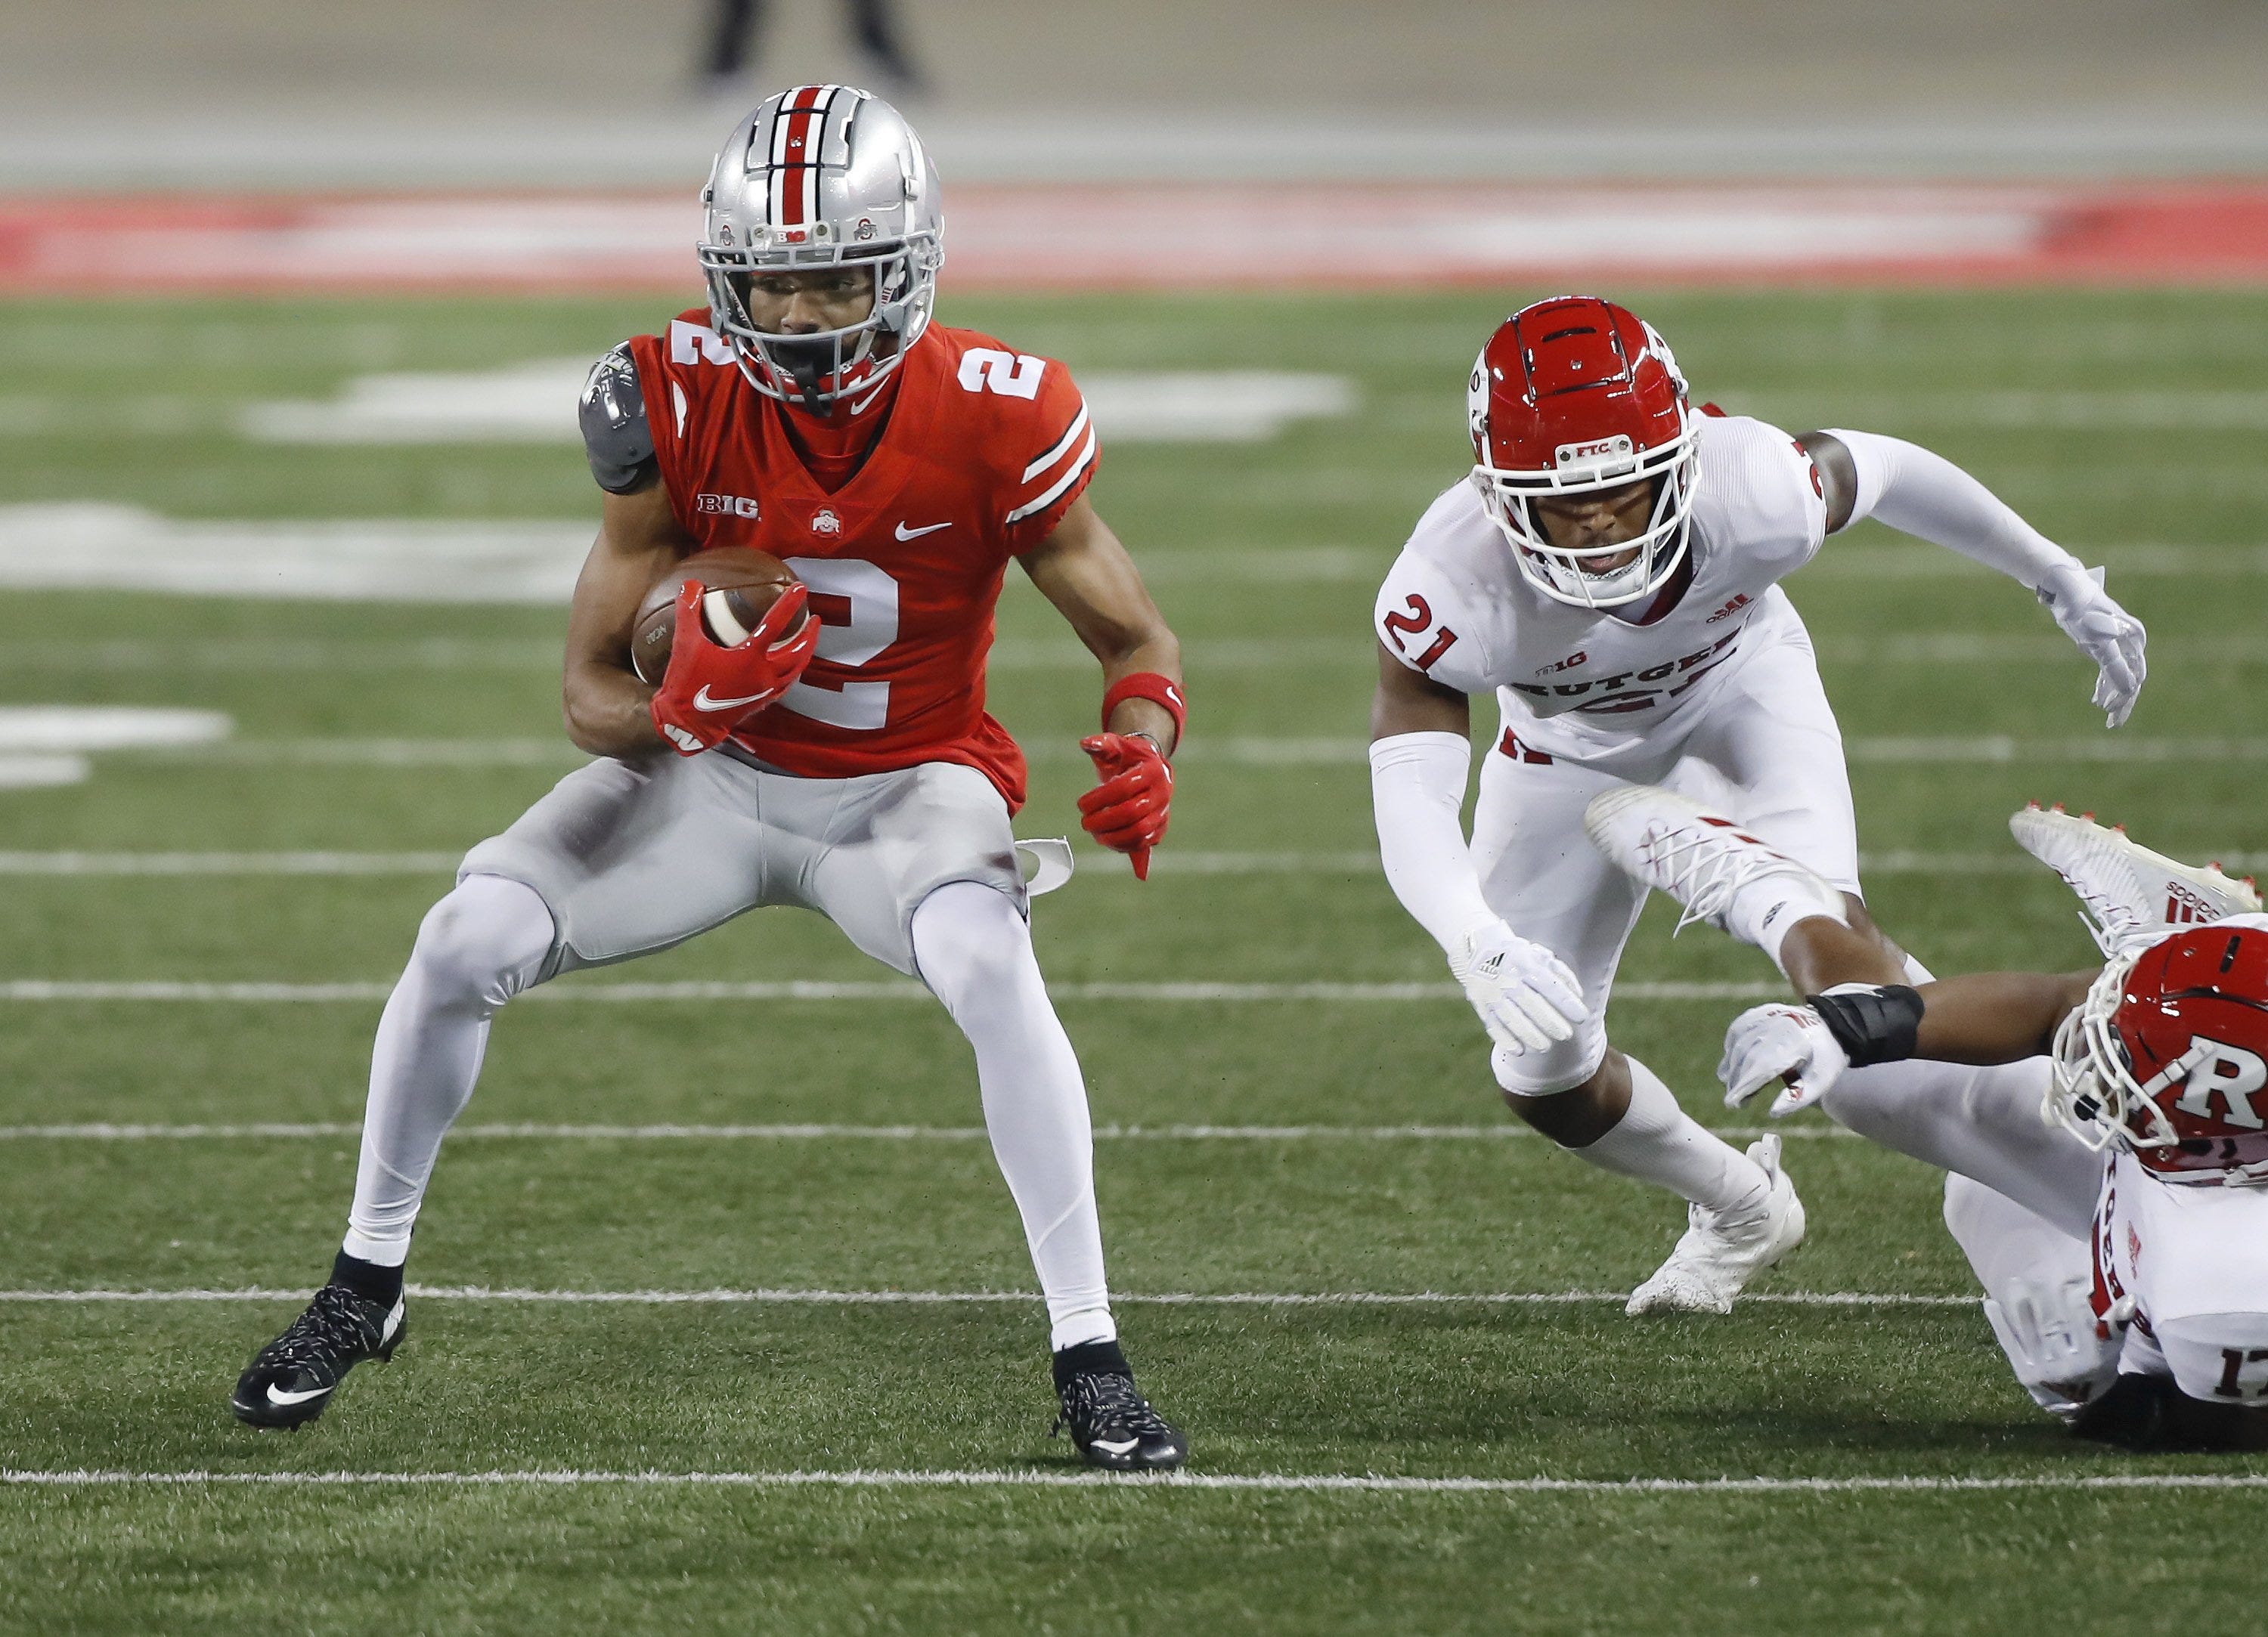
left=231, top=1284, right=405, bottom=1429
left=1051, top=1341, right=1187, bottom=1471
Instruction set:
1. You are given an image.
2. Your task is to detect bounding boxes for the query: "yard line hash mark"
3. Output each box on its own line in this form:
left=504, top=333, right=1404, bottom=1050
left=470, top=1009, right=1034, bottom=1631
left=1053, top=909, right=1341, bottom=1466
left=0, top=1122, right=1857, bottom=1142
left=7, top=1469, right=2260, bottom=1495
left=0, top=1287, right=1970, bottom=1307
left=0, top=979, right=1786, bottom=1003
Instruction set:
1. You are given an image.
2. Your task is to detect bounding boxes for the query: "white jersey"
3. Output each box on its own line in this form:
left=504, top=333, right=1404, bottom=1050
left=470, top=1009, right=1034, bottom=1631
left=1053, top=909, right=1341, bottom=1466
left=1374, top=413, right=1830, bottom=759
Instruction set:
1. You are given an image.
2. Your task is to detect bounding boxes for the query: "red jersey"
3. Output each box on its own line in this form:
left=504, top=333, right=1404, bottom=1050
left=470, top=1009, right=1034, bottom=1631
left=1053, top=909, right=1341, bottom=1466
left=628, top=312, right=1098, bottom=811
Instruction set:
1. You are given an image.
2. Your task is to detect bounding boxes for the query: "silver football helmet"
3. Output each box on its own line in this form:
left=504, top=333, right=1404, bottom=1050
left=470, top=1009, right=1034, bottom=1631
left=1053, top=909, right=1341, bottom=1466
left=699, top=85, right=944, bottom=411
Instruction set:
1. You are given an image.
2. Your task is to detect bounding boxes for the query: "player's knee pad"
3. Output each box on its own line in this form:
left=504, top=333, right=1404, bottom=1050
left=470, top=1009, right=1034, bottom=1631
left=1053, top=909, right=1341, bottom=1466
left=1490, top=1030, right=1608, bottom=1099
left=411, top=874, right=556, bottom=1008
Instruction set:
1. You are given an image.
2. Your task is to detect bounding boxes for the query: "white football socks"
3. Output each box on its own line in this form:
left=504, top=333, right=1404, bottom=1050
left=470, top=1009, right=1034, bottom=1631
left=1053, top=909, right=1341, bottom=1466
left=1724, top=871, right=1850, bottom=979
left=343, top=874, right=554, bottom=1267
left=1573, top=1054, right=1771, bottom=1219
left=911, top=880, right=1116, bottom=1353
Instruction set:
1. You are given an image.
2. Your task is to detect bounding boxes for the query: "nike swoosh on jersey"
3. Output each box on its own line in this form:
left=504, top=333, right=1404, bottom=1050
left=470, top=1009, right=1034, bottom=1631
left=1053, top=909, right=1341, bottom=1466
left=894, top=520, right=952, bottom=540
left=265, top=1383, right=333, bottom=1407
left=692, top=685, right=773, bottom=712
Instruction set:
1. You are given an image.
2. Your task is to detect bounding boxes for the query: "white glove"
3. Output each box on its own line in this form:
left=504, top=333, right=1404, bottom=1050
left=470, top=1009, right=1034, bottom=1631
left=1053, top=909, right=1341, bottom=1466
left=2036, top=564, right=2146, bottom=729
left=1718, top=1003, right=1849, bottom=1116
left=1450, top=921, right=1586, bottom=1056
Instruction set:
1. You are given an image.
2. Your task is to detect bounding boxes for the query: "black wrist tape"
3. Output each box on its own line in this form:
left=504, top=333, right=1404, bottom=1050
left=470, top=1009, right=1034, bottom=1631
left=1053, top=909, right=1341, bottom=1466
left=1805, top=984, right=1924, bottom=1066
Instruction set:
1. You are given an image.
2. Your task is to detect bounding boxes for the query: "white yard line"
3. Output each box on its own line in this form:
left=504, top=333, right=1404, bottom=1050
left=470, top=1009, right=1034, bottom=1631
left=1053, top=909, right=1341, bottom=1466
left=0, top=1121, right=1856, bottom=1142
left=104, top=735, right=2268, bottom=769
left=0, top=979, right=1780, bottom=1003
left=5, top=631, right=2266, bottom=673
left=2, top=1468, right=2261, bottom=1494
left=0, top=847, right=2254, bottom=877
left=0, top=1286, right=1969, bottom=1307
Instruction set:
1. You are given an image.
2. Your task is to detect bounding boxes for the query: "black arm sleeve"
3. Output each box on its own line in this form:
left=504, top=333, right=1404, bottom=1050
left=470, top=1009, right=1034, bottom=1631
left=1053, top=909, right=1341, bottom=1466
left=1805, top=983, right=1924, bottom=1066
left=579, top=342, right=658, bottom=494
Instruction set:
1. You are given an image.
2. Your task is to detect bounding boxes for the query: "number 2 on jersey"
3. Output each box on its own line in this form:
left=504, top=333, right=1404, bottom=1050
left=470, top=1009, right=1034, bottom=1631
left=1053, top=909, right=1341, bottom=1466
left=1382, top=593, right=1460, bottom=673
left=777, top=557, right=899, bottom=730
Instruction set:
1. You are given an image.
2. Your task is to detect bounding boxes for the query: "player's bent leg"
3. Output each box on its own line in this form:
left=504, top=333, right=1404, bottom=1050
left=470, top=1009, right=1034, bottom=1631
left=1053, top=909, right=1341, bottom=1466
left=908, top=880, right=1186, bottom=1471
left=1820, top=1056, right=2100, bottom=1239
left=1941, top=1173, right=2117, bottom=1421
left=1498, top=1046, right=1799, bottom=1315
left=346, top=874, right=556, bottom=1265
left=1583, top=784, right=1868, bottom=983
left=232, top=873, right=556, bottom=1430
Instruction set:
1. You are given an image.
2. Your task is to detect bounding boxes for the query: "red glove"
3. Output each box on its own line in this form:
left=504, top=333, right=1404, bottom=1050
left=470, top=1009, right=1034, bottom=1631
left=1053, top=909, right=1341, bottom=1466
left=1078, top=732, right=1173, bottom=880
left=649, top=580, right=819, bottom=755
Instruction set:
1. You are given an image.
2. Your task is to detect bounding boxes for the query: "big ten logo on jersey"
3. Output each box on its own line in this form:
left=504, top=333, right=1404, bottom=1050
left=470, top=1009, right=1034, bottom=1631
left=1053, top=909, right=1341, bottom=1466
left=958, top=349, right=1045, bottom=399
left=696, top=492, right=761, bottom=518
left=1380, top=593, right=1460, bottom=673
left=669, top=320, right=736, bottom=366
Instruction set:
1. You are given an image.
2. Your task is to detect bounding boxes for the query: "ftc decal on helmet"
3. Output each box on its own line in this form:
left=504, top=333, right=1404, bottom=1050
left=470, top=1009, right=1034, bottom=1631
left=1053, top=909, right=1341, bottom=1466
left=698, top=84, right=944, bottom=411
left=2050, top=919, right=2268, bottom=1183
left=1467, top=295, right=1699, bottom=610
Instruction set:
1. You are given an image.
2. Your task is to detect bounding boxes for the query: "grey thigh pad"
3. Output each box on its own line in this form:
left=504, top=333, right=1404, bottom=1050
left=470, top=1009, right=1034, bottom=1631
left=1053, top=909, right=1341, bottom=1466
left=796, top=762, right=1025, bottom=976
left=460, top=753, right=784, bottom=976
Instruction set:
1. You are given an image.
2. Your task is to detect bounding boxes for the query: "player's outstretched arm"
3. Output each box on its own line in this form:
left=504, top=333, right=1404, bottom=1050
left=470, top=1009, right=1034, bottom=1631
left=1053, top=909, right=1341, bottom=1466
left=1020, top=497, right=1182, bottom=747
left=1721, top=967, right=2097, bottom=1113
left=1911, top=970, right=2099, bottom=1063
left=561, top=482, right=697, bottom=759
left=1798, top=427, right=2146, bottom=726
left=1370, top=648, right=1585, bottom=1056
left=1020, top=497, right=1183, bottom=876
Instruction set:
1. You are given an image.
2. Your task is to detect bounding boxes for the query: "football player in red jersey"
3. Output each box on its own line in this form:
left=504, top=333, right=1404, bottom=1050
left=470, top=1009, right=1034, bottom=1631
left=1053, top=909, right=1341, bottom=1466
left=231, top=86, right=1187, bottom=1470
left=1603, top=794, right=2268, bottom=1450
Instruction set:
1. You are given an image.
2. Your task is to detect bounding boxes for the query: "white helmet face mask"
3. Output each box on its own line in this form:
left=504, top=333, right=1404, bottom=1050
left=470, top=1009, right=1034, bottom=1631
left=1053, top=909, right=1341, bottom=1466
left=2046, top=954, right=2180, bottom=1155
left=699, top=85, right=944, bottom=412
left=1466, top=324, right=1701, bottom=611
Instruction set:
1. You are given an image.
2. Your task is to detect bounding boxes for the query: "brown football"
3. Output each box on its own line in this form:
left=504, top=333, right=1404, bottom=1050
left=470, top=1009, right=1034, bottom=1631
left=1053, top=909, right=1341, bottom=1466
left=631, top=547, right=801, bottom=684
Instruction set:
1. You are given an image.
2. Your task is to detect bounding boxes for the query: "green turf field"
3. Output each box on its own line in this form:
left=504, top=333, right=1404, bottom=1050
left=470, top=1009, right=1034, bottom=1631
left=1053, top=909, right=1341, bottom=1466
left=2, top=288, right=2266, bottom=1634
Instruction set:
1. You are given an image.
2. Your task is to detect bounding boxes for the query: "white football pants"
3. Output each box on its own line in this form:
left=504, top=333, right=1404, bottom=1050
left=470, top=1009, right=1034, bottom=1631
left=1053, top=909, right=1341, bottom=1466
left=342, top=873, right=1115, bottom=1352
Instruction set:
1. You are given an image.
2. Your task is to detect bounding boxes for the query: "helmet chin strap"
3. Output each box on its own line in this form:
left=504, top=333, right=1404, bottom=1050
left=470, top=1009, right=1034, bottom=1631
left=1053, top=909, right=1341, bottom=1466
left=768, top=336, right=834, bottom=409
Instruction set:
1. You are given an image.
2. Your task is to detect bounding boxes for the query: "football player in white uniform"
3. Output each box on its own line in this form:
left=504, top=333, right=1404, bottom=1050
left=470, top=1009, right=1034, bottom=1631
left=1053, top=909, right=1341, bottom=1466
left=1371, top=295, right=2147, bottom=1314
left=1602, top=797, right=2268, bottom=1450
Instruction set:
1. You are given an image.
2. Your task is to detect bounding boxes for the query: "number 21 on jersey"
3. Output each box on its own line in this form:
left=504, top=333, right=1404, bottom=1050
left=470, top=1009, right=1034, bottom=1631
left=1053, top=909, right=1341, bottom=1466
left=1383, top=593, right=1460, bottom=673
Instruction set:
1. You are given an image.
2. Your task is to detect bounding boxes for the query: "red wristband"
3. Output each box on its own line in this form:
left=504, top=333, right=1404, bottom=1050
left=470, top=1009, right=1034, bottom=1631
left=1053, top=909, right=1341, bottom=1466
left=1101, top=672, right=1186, bottom=741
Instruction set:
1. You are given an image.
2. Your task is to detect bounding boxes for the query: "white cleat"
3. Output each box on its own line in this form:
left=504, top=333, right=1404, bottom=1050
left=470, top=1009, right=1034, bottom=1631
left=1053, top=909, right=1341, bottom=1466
left=1584, top=784, right=1840, bottom=943
left=1625, top=1135, right=1806, bottom=1316
left=2009, top=803, right=2261, bottom=958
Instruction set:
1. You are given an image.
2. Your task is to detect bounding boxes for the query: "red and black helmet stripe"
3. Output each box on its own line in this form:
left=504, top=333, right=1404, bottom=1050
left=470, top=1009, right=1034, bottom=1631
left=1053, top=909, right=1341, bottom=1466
left=765, top=83, right=844, bottom=230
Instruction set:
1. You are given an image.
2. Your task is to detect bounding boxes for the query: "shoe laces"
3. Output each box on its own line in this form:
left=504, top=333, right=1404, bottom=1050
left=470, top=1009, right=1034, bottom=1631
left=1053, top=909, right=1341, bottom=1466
left=1638, top=820, right=1786, bottom=936
left=1052, top=1371, right=1170, bottom=1441
left=259, top=1285, right=387, bottom=1370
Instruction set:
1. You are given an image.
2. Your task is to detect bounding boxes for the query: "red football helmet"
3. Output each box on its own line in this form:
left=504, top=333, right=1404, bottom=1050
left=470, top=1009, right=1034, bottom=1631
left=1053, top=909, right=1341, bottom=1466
left=2050, top=919, right=2268, bottom=1183
left=1467, top=296, right=1699, bottom=609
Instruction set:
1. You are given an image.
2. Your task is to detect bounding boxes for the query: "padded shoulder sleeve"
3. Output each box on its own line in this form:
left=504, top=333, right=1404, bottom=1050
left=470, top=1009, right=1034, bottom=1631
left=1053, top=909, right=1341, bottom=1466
left=997, top=357, right=1097, bottom=545
left=579, top=342, right=658, bottom=495
left=1696, top=416, right=1828, bottom=580
left=1373, top=538, right=1492, bottom=696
